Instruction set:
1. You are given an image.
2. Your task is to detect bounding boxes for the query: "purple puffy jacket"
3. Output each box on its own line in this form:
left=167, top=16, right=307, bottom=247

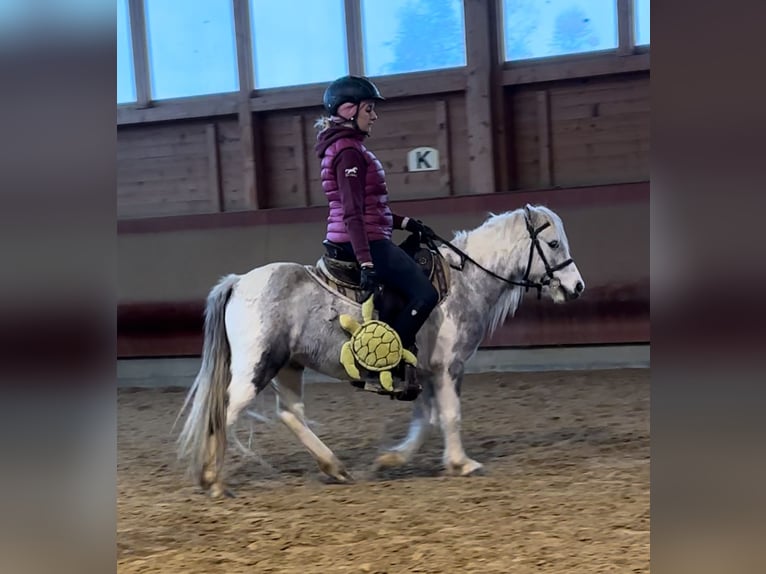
left=315, top=126, right=394, bottom=262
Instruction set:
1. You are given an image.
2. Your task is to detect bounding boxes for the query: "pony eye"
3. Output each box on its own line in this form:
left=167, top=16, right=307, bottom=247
left=548, top=240, right=560, bottom=249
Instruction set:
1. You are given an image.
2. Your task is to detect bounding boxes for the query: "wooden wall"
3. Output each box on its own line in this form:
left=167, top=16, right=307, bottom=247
left=117, top=71, right=648, bottom=218
left=117, top=92, right=474, bottom=217
left=118, top=116, right=244, bottom=217
left=510, top=72, right=649, bottom=190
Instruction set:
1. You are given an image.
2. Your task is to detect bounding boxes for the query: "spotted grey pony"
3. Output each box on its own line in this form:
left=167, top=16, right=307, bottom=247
left=176, top=204, right=585, bottom=497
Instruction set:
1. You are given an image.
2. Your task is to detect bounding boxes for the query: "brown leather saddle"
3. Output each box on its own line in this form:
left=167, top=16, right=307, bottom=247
left=307, top=234, right=451, bottom=313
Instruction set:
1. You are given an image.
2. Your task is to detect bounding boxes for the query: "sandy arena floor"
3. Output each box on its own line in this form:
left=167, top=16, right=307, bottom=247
left=118, top=369, right=649, bottom=573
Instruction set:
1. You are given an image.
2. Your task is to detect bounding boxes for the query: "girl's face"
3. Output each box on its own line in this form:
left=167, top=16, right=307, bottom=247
left=355, top=100, right=378, bottom=134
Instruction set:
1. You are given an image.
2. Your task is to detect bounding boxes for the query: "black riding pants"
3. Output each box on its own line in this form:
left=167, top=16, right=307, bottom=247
left=368, top=239, right=439, bottom=348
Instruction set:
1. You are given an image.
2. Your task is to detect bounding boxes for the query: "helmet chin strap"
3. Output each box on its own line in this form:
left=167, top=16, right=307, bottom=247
left=351, top=116, right=365, bottom=134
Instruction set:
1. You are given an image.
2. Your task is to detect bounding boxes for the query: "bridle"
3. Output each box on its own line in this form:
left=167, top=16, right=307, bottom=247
left=422, top=215, right=574, bottom=299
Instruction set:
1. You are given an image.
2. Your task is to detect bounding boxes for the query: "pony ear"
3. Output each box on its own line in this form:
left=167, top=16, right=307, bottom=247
left=524, top=203, right=535, bottom=222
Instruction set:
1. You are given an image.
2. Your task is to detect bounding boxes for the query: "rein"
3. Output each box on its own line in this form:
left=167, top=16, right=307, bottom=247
left=422, top=218, right=573, bottom=300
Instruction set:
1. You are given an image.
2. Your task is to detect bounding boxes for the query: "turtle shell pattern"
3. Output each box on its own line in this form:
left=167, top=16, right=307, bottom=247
left=350, top=320, right=402, bottom=371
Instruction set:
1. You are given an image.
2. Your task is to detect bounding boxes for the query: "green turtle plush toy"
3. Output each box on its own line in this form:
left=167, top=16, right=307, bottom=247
left=339, top=295, right=417, bottom=392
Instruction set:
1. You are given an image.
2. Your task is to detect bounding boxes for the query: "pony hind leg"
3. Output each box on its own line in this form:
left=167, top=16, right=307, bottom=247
left=271, top=364, right=352, bottom=483
left=198, top=368, right=254, bottom=498
left=201, top=350, right=287, bottom=498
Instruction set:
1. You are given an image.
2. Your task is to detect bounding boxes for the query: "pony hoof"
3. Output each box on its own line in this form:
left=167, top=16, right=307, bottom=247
left=318, top=460, right=354, bottom=483
left=374, top=451, right=407, bottom=470
left=445, top=459, right=484, bottom=477
left=335, top=466, right=355, bottom=483
left=322, top=470, right=355, bottom=484
left=209, top=483, right=236, bottom=499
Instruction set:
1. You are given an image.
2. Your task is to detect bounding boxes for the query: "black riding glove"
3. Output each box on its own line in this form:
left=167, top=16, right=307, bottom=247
left=360, top=265, right=379, bottom=292
left=405, top=218, right=435, bottom=239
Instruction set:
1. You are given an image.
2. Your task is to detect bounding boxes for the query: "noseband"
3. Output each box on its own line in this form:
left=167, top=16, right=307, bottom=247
left=424, top=217, right=574, bottom=299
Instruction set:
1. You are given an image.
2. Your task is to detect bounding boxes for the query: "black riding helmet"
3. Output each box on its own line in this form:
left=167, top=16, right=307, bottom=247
left=323, top=75, right=385, bottom=117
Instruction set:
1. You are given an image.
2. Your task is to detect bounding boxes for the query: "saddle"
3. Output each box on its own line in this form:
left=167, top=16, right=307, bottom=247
left=306, top=234, right=451, bottom=313
left=306, top=234, right=450, bottom=402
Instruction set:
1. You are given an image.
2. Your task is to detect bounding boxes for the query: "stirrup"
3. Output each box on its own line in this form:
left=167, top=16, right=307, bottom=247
left=348, top=366, right=420, bottom=401
left=372, top=364, right=422, bottom=402
left=361, top=367, right=408, bottom=396
left=394, top=363, right=422, bottom=402
left=393, top=344, right=421, bottom=401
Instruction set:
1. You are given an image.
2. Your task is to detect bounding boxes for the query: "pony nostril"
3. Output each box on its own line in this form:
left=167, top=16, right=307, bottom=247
left=574, top=281, right=584, bottom=294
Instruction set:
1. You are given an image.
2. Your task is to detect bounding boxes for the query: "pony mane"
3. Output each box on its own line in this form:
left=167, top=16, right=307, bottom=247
left=443, top=208, right=530, bottom=338
left=447, top=208, right=523, bottom=245
left=485, top=284, right=523, bottom=338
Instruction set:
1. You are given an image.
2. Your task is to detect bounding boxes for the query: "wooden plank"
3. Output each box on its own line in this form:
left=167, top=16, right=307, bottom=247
left=344, top=0, right=363, bottom=75
left=549, top=79, right=649, bottom=108
left=571, top=142, right=641, bottom=161
left=119, top=200, right=213, bottom=219
left=463, top=0, right=495, bottom=194
left=554, top=120, right=650, bottom=142
left=216, top=135, right=247, bottom=212
left=509, top=87, right=540, bottom=189
left=552, top=101, right=650, bottom=122
left=439, top=93, right=469, bottom=195
left=536, top=90, right=552, bottom=188
left=292, top=115, right=310, bottom=206
left=618, top=0, right=636, bottom=56
left=358, top=133, right=439, bottom=155
left=261, top=170, right=304, bottom=208
left=383, top=172, right=444, bottom=200
left=117, top=152, right=207, bottom=170
left=118, top=189, right=208, bottom=204
left=435, top=100, right=453, bottom=195
left=502, top=52, right=650, bottom=86
left=503, top=89, right=518, bottom=191
left=488, top=0, right=510, bottom=192
left=117, top=141, right=208, bottom=161
left=117, top=95, right=239, bottom=125
left=117, top=121, right=208, bottom=143
left=491, top=84, right=510, bottom=192
left=118, top=144, right=207, bottom=164
left=127, top=0, right=151, bottom=107
left=117, top=70, right=466, bottom=125
left=239, top=106, right=259, bottom=208
left=206, top=124, right=223, bottom=212
left=233, top=0, right=259, bottom=208
left=117, top=164, right=207, bottom=183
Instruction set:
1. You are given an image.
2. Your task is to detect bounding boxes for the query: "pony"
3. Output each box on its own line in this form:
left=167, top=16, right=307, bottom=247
left=176, top=204, right=585, bottom=498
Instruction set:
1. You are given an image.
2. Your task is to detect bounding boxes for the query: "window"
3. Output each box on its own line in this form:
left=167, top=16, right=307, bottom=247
left=144, top=0, right=239, bottom=100
left=249, top=0, right=347, bottom=89
left=503, top=0, right=618, bottom=61
left=117, top=0, right=136, bottom=103
left=634, top=0, right=650, bottom=45
left=361, top=0, right=466, bottom=76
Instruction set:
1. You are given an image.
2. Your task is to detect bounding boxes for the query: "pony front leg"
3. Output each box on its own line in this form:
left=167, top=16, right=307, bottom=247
left=271, top=367, right=353, bottom=483
left=433, top=363, right=483, bottom=476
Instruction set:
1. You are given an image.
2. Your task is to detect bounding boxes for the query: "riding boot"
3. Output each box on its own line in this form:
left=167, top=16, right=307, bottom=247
left=395, top=343, right=422, bottom=402
left=391, top=342, right=416, bottom=381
